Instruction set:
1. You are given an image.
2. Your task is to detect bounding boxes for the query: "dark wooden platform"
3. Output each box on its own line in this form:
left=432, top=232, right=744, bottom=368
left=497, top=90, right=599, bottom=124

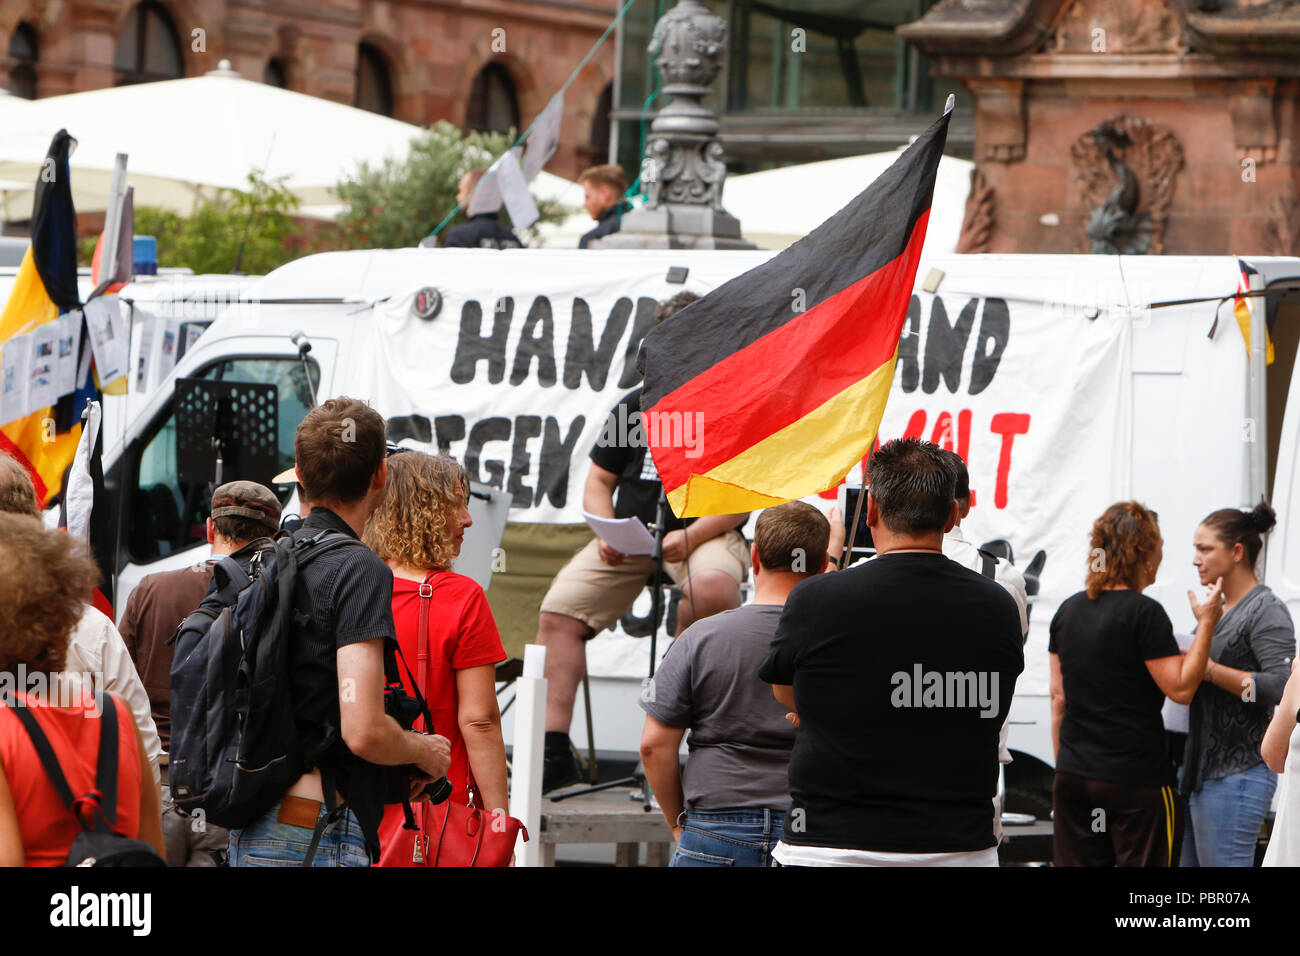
left=539, top=787, right=673, bottom=867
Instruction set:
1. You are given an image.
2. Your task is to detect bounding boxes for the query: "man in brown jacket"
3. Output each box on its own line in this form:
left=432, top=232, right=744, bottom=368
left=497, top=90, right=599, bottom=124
left=119, top=480, right=281, bottom=866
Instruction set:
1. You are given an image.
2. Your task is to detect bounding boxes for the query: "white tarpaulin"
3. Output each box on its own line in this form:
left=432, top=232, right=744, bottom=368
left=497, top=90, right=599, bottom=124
left=345, top=260, right=1132, bottom=695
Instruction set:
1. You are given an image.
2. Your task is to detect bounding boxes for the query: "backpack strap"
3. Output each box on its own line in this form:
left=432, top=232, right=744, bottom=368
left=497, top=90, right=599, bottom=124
left=211, top=556, right=251, bottom=598
left=977, top=549, right=998, bottom=579
left=7, top=692, right=121, bottom=832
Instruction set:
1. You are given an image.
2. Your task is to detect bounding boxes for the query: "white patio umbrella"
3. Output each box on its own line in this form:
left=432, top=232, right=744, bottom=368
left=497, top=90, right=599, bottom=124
left=0, top=62, right=440, bottom=215
left=721, top=150, right=974, bottom=254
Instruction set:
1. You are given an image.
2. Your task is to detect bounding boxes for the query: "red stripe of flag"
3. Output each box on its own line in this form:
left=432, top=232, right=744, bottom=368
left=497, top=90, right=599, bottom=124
left=645, top=209, right=928, bottom=495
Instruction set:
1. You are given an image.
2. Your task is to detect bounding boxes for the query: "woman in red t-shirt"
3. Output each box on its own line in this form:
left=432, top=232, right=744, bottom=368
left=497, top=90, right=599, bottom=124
left=0, top=513, right=163, bottom=866
left=364, top=452, right=508, bottom=866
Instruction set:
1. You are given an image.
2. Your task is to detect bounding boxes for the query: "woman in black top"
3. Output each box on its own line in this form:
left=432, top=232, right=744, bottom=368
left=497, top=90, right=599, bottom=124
left=1180, top=502, right=1295, bottom=866
left=1049, top=502, right=1221, bottom=867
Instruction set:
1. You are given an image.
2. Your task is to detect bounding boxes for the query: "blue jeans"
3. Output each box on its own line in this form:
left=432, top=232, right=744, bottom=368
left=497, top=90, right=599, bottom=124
left=671, top=809, right=786, bottom=867
left=228, top=799, right=370, bottom=867
left=1182, top=763, right=1276, bottom=867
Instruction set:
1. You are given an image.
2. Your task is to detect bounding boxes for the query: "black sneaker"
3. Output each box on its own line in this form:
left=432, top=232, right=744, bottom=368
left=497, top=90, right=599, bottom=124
left=542, top=749, right=581, bottom=794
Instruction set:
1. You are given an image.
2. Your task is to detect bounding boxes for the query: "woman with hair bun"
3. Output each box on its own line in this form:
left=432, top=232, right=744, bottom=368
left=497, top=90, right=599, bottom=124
left=1181, top=501, right=1295, bottom=866
left=1049, top=502, right=1222, bottom=867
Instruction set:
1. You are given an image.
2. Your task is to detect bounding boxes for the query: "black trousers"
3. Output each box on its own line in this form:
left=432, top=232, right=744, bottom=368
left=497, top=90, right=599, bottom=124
left=1052, top=771, right=1184, bottom=867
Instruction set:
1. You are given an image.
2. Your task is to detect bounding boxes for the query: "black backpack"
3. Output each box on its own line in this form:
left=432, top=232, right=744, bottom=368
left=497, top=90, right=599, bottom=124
left=168, top=528, right=357, bottom=830
left=6, top=692, right=165, bottom=867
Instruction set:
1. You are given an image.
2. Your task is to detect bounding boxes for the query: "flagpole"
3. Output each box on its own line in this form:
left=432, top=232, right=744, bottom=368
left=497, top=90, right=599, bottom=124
left=840, top=464, right=868, bottom=570
left=100, top=154, right=128, bottom=294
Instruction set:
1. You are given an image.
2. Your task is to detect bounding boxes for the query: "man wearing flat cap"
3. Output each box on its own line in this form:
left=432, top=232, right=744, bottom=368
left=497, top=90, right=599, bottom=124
left=119, top=479, right=282, bottom=866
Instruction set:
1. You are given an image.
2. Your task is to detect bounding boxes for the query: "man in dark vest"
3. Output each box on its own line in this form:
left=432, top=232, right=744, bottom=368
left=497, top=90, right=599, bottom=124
left=444, top=168, right=523, bottom=249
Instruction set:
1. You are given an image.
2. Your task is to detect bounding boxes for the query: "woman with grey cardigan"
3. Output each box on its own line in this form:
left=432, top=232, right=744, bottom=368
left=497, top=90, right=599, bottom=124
left=1181, top=502, right=1296, bottom=866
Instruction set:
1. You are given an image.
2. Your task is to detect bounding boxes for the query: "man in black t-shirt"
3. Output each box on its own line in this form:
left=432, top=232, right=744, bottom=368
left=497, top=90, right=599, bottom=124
left=759, top=438, right=1023, bottom=866
left=536, top=292, right=751, bottom=792
left=227, top=398, right=451, bottom=866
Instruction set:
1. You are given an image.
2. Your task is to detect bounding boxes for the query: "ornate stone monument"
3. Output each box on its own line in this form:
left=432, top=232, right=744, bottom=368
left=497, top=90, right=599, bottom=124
left=592, top=0, right=755, bottom=250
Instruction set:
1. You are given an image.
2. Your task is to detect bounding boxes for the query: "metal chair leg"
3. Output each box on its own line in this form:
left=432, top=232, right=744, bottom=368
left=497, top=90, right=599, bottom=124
left=582, top=669, right=597, bottom=783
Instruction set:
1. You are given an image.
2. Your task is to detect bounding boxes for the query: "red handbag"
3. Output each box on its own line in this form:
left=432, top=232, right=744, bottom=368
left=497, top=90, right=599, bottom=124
left=410, top=571, right=527, bottom=867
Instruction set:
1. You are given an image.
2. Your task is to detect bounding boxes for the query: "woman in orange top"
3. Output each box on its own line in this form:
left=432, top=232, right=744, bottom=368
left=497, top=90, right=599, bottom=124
left=0, top=513, right=163, bottom=866
left=363, top=453, right=508, bottom=866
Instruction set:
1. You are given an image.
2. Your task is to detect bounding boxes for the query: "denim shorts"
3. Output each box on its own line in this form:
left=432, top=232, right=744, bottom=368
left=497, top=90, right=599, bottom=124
left=671, top=808, right=786, bottom=867
left=228, top=799, right=370, bottom=867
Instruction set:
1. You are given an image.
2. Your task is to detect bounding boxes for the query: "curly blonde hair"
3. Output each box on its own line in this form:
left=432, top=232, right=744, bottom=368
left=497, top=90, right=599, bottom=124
left=363, top=452, right=470, bottom=572
left=1085, top=501, right=1162, bottom=599
left=0, top=513, right=98, bottom=675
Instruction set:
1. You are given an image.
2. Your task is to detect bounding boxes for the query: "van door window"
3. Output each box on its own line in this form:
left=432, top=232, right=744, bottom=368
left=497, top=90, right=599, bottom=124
left=129, top=356, right=319, bottom=562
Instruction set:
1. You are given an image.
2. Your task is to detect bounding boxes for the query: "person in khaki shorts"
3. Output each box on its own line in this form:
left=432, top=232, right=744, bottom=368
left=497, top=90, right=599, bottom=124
left=538, top=292, right=750, bottom=792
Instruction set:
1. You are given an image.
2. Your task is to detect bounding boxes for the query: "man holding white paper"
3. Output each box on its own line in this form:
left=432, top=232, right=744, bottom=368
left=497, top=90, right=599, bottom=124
left=535, top=291, right=750, bottom=793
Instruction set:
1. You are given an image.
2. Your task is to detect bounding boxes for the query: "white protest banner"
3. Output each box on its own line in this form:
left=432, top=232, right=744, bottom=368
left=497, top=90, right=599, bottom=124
left=83, top=295, right=128, bottom=388
left=26, top=323, right=59, bottom=411
left=52, top=312, right=79, bottom=398
left=816, top=289, right=1132, bottom=696
left=498, top=149, right=539, bottom=230
left=524, top=93, right=563, bottom=182
left=0, top=332, right=32, bottom=426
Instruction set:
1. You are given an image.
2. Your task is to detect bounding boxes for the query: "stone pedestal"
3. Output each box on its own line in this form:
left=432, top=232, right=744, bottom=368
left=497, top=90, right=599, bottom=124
left=591, top=0, right=754, bottom=250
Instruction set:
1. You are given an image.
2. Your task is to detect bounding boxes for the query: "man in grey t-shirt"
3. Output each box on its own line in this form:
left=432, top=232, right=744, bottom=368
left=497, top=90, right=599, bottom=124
left=639, top=501, right=832, bottom=867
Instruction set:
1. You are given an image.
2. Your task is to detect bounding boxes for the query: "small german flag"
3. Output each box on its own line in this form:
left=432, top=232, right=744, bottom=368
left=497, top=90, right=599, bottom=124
left=639, top=99, right=954, bottom=517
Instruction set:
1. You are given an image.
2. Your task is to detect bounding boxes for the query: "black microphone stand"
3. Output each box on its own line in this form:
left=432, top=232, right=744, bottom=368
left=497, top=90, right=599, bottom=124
left=548, top=491, right=670, bottom=811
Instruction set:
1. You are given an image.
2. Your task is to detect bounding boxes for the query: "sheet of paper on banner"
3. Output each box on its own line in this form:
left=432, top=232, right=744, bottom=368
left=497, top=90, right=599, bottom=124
left=0, top=332, right=32, bottom=426
left=498, top=150, right=539, bottom=230
left=26, top=322, right=59, bottom=411
left=52, top=312, right=79, bottom=398
left=524, top=93, right=563, bottom=182
left=83, top=295, right=128, bottom=388
left=582, top=511, right=655, bottom=556
left=133, top=312, right=155, bottom=393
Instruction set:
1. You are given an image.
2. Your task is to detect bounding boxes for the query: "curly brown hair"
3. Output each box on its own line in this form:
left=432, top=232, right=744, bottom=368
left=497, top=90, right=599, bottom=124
left=363, top=452, right=469, bottom=572
left=1085, top=501, right=1162, bottom=599
left=0, top=513, right=98, bottom=675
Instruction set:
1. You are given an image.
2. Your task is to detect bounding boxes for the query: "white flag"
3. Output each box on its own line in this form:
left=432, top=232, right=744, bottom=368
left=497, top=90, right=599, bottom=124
left=524, top=93, right=564, bottom=182
left=466, top=159, right=505, bottom=217
left=65, top=399, right=101, bottom=546
left=498, top=150, right=540, bottom=230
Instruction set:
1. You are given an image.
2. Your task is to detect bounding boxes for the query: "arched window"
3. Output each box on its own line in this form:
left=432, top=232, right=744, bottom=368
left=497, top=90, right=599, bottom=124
left=354, top=43, right=393, bottom=116
left=114, top=1, right=184, bottom=85
left=589, top=82, right=613, bottom=163
left=7, top=23, right=38, bottom=99
left=264, top=58, right=287, bottom=88
left=466, top=63, right=519, bottom=135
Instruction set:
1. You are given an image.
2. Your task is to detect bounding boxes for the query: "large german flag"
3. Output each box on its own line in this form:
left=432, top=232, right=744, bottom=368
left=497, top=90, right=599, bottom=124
left=639, top=101, right=953, bottom=517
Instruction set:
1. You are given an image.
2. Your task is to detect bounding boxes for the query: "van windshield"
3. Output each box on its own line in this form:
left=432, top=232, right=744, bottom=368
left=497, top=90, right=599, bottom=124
left=128, top=356, right=318, bottom=562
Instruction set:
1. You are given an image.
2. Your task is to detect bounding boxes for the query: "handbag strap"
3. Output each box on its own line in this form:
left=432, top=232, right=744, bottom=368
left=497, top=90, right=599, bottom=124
left=6, top=691, right=119, bottom=831
left=417, top=571, right=438, bottom=733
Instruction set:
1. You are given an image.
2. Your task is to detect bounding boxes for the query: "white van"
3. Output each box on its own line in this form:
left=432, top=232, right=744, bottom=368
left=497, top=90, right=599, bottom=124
left=95, top=248, right=1300, bottom=818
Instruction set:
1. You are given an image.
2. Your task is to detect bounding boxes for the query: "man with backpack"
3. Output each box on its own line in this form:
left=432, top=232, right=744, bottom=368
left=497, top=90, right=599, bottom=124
left=172, top=398, right=450, bottom=867
left=120, top=480, right=281, bottom=866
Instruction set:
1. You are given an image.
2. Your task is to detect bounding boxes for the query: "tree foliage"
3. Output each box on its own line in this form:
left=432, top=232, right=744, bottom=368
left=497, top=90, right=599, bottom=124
left=128, top=172, right=303, bottom=275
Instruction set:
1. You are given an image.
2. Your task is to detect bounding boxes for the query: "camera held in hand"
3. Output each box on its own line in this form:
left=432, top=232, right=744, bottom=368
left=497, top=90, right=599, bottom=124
left=383, top=681, right=451, bottom=805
